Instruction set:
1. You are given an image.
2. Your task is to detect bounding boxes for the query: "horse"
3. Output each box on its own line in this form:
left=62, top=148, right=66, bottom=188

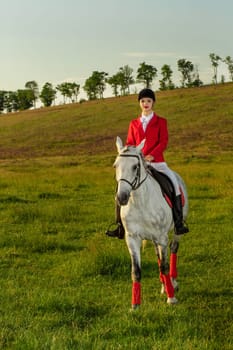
left=113, top=136, right=189, bottom=309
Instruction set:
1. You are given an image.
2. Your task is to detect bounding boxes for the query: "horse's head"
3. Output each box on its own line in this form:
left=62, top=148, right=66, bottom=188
left=114, top=136, right=147, bottom=206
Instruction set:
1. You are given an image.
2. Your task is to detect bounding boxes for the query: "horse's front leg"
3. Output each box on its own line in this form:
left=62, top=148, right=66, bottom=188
left=158, top=244, right=178, bottom=304
left=126, top=235, right=142, bottom=310
left=154, top=242, right=166, bottom=294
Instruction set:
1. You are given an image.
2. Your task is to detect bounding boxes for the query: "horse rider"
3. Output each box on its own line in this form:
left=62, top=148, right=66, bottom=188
left=106, top=88, right=189, bottom=239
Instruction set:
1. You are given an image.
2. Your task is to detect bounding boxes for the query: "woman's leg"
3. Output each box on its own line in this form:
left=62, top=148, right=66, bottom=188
left=152, top=162, right=180, bottom=195
left=151, top=162, right=189, bottom=235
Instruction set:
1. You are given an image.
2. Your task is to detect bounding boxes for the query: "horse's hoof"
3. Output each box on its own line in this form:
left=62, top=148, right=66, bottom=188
left=171, top=278, right=179, bottom=292
left=167, top=297, right=178, bottom=305
left=131, top=304, right=140, bottom=311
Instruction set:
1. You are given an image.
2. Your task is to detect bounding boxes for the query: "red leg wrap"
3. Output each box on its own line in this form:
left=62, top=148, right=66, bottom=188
left=170, top=253, right=178, bottom=279
left=162, top=274, right=174, bottom=298
left=132, top=282, right=141, bottom=306
left=160, top=271, right=165, bottom=284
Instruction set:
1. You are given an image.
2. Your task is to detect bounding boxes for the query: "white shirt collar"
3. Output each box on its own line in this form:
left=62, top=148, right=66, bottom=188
left=140, top=111, right=154, bottom=122
left=140, top=112, right=154, bottom=131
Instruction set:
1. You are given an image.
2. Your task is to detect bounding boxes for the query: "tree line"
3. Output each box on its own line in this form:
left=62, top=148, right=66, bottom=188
left=0, top=53, right=232, bottom=113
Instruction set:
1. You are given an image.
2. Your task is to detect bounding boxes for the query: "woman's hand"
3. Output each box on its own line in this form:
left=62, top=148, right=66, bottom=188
left=145, top=155, right=154, bottom=162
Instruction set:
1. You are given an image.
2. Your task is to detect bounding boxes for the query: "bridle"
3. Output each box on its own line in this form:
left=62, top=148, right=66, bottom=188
left=117, top=153, right=148, bottom=190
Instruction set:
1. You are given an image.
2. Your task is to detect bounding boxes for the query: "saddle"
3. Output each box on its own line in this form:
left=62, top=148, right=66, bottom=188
left=147, top=165, right=176, bottom=208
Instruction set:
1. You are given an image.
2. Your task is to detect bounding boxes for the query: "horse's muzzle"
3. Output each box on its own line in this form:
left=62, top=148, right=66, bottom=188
left=117, top=191, right=130, bottom=206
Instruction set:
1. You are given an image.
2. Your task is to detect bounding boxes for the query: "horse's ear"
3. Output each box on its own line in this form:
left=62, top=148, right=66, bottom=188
left=116, top=136, right=123, bottom=153
left=136, top=139, right=145, bottom=152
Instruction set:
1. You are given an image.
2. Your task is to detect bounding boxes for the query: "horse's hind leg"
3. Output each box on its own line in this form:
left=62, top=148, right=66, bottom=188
left=170, top=237, right=180, bottom=291
left=158, top=244, right=178, bottom=304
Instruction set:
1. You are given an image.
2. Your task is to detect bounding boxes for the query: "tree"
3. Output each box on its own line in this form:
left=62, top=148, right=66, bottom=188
left=3, top=89, right=34, bottom=111
left=94, top=71, right=108, bottom=98
left=25, top=80, right=39, bottom=108
left=137, top=62, right=157, bottom=88
left=83, top=76, right=98, bottom=100
left=190, top=65, right=203, bottom=87
left=115, top=71, right=127, bottom=96
left=56, top=82, right=80, bottom=103
left=2, top=91, right=13, bottom=112
left=107, top=73, right=122, bottom=97
left=223, top=56, right=233, bottom=81
left=220, top=75, right=225, bottom=84
left=69, top=82, right=80, bottom=102
left=17, top=89, right=34, bottom=110
left=0, top=91, right=5, bottom=113
left=117, top=65, right=134, bottom=95
left=83, top=71, right=108, bottom=100
left=177, top=59, right=194, bottom=87
left=56, top=83, right=70, bottom=104
left=209, top=53, right=221, bottom=84
left=1, top=90, right=34, bottom=112
left=159, top=64, right=175, bottom=90
left=7, top=91, right=20, bottom=111
left=40, top=82, right=57, bottom=107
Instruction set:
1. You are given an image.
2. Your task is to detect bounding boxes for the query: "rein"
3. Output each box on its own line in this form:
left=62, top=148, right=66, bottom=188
left=117, top=153, right=148, bottom=190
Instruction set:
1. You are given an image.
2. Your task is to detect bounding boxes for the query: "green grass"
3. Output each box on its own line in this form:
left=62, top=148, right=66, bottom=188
left=0, top=84, right=233, bottom=349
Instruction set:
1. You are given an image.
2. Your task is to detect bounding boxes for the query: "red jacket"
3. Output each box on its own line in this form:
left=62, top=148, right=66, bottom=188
left=126, top=112, right=168, bottom=162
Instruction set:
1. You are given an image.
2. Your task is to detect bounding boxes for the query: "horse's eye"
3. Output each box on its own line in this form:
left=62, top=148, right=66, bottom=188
left=133, top=165, right=138, bottom=171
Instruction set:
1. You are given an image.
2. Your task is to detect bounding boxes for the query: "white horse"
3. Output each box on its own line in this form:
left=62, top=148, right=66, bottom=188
left=114, top=136, right=189, bottom=309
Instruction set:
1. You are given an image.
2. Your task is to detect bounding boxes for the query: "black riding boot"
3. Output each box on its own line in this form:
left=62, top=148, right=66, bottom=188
left=172, top=195, right=189, bottom=235
left=105, top=203, right=125, bottom=239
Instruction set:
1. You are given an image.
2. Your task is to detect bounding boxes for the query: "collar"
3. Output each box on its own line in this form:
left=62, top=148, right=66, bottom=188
left=140, top=111, right=154, bottom=123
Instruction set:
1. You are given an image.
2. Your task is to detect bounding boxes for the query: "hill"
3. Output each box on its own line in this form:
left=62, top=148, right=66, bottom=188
left=0, top=83, right=232, bottom=349
left=0, top=83, right=232, bottom=160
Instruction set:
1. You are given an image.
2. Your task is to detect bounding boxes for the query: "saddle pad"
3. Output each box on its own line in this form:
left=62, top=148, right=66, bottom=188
left=147, top=165, right=185, bottom=208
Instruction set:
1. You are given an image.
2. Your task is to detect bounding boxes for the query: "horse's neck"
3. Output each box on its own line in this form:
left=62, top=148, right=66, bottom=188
left=132, top=170, right=163, bottom=205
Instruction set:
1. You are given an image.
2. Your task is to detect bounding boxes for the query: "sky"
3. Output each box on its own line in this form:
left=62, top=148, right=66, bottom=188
left=0, top=0, right=232, bottom=99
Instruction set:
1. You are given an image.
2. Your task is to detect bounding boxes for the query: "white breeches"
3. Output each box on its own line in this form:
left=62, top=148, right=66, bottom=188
left=149, top=162, right=180, bottom=196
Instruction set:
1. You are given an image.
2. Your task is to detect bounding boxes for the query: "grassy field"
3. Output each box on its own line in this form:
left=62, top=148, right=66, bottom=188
left=0, top=83, right=232, bottom=349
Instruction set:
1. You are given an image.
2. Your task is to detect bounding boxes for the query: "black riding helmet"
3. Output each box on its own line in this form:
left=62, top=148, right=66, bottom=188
left=138, top=88, right=156, bottom=102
